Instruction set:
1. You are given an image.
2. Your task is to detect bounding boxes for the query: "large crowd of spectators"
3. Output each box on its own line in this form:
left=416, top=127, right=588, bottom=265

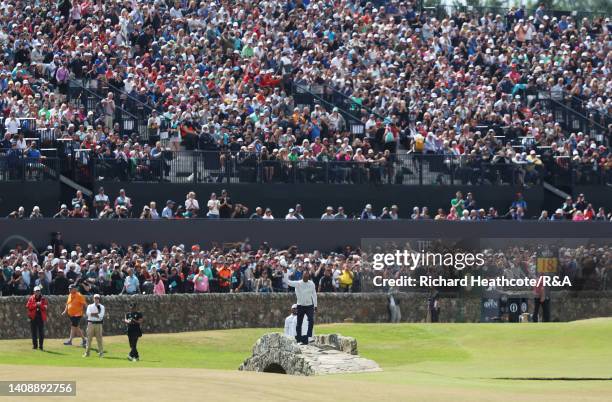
left=1, top=236, right=609, bottom=297
left=4, top=188, right=611, bottom=221
left=369, top=239, right=611, bottom=292
left=0, top=1, right=609, bottom=186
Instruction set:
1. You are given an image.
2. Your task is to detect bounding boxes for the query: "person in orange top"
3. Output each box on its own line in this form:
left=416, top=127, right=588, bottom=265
left=61, top=284, right=88, bottom=347
left=217, top=265, right=232, bottom=293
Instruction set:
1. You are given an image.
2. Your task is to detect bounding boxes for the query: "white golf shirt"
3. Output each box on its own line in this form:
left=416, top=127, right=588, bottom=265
left=287, top=279, right=317, bottom=307
left=284, top=314, right=309, bottom=337
left=86, top=303, right=105, bottom=323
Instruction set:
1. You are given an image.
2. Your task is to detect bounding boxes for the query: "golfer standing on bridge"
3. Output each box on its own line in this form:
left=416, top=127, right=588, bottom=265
left=287, top=270, right=317, bottom=345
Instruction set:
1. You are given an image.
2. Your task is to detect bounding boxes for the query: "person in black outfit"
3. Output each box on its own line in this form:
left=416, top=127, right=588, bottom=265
left=57, top=0, right=71, bottom=19
left=124, top=301, right=143, bottom=361
left=0, top=270, right=5, bottom=296
left=52, top=270, right=70, bottom=295
left=533, top=280, right=550, bottom=322
left=51, top=232, right=64, bottom=256
left=317, top=267, right=335, bottom=293
left=428, top=291, right=440, bottom=323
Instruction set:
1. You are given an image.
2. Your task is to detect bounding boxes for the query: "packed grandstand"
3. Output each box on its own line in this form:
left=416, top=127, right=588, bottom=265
left=0, top=0, right=609, bottom=187
left=0, top=1, right=609, bottom=219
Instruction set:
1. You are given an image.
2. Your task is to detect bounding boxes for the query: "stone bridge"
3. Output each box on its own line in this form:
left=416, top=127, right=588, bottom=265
left=239, top=333, right=381, bottom=376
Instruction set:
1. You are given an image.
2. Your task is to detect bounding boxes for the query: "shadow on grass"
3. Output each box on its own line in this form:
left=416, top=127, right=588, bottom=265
left=102, top=356, right=129, bottom=361
left=42, top=350, right=66, bottom=356
left=100, top=356, right=162, bottom=363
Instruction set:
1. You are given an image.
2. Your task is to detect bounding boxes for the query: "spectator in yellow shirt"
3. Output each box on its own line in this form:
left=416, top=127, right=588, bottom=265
left=338, top=266, right=354, bottom=293
left=61, top=285, right=87, bottom=347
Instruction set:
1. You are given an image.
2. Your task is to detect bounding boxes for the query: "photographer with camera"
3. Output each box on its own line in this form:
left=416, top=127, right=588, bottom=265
left=124, top=301, right=144, bottom=361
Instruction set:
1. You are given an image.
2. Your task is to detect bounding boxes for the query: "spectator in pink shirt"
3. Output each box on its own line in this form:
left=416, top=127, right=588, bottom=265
left=572, top=211, right=586, bottom=221
left=193, top=268, right=209, bottom=294
left=152, top=272, right=165, bottom=295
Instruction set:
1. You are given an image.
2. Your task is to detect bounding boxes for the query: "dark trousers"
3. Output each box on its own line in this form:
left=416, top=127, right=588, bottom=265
left=128, top=332, right=140, bottom=358
left=533, top=298, right=550, bottom=322
left=30, top=316, right=44, bottom=349
left=430, top=308, right=440, bottom=323
left=295, top=304, right=314, bottom=344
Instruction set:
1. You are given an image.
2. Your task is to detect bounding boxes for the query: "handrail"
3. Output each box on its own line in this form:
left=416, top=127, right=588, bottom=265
left=559, top=90, right=611, bottom=123
left=72, top=80, right=140, bottom=121
left=548, top=97, right=608, bottom=132
left=293, top=82, right=364, bottom=125
left=324, top=83, right=386, bottom=121
left=536, top=90, right=608, bottom=132
left=105, top=81, right=157, bottom=115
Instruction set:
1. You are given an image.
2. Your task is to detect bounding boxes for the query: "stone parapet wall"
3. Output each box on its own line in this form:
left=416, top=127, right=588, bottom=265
left=1, top=291, right=610, bottom=339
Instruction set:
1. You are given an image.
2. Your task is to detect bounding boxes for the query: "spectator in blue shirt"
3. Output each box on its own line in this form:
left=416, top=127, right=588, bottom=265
left=511, top=193, right=528, bottom=214
left=122, top=268, right=140, bottom=295
left=162, top=200, right=175, bottom=219
left=26, top=142, right=41, bottom=159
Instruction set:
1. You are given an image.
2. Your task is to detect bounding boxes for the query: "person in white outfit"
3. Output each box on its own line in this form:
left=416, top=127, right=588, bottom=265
left=83, top=294, right=105, bottom=358
left=287, top=270, right=317, bottom=344
left=284, top=304, right=309, bottom=337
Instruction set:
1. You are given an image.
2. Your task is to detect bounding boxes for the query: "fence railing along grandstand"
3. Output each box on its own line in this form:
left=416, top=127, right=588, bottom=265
left=0, top=149, right=609, bottom=187
left=0, top=156, right=62, bottom=182
left=80, top=151, right=609, bottom=187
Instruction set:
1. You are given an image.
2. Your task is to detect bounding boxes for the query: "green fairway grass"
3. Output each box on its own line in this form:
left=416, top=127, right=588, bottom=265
left=1, top=319, right=611, bottom=402
left=1, top=318, right=611, bottom=379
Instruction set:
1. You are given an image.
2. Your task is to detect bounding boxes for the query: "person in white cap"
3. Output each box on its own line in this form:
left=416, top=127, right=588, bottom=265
left=26, top=286, right=48, bottom=350
left=360, top=203, right=377, bottom=219
left=284, top=304, right=309, bottom=338
left=285, top=208, right=298, bottom=220
left=83, top=294, right=105, bottom=357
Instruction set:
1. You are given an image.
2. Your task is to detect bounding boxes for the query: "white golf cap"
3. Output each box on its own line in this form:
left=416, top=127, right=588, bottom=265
left=291, top=304, right=298, bottom=309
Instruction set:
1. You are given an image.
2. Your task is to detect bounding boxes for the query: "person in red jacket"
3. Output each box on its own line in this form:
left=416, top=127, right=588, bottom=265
left=26, top=286, right=48, bottom=350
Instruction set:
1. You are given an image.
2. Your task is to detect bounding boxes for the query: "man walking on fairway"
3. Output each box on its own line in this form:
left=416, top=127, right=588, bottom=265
left=287, top=270, right=317, bottom=345
left=62, top=284, right=87, bottom=347
left=124, top=301, right=144, bottom=361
